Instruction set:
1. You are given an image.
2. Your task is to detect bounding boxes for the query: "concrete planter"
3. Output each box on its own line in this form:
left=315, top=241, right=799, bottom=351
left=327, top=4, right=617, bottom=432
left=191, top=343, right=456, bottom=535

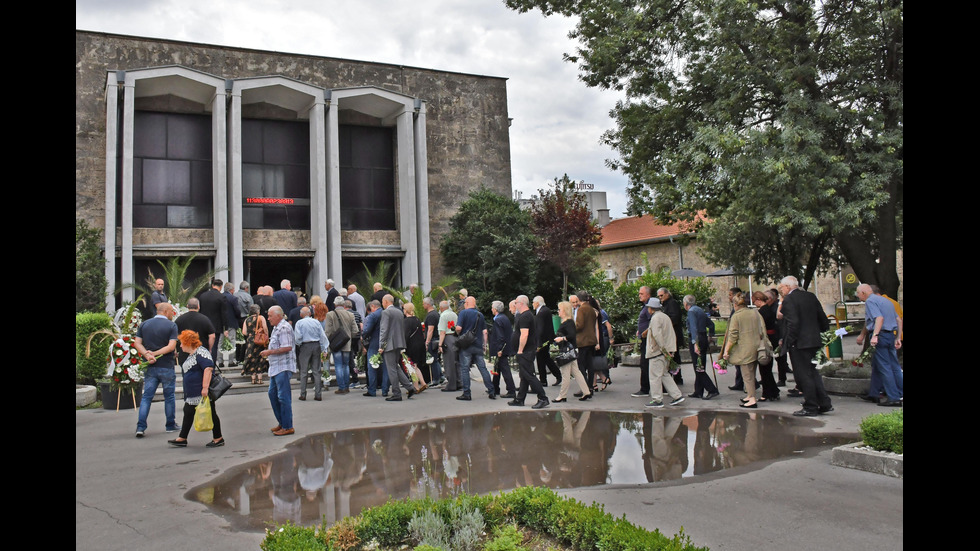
left=823, top=376, right=871, bottom=396
left=831, top=441, right=903, bottom=478
left=621, top=354, right=642, bottom=367
left=76, top=385, right=98, bottom=407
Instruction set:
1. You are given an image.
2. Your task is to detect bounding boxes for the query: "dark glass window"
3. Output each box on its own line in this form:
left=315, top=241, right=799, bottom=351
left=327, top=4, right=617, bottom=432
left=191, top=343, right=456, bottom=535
left=339, top=125, right=396, bottom=230
left=241, top=119, right=311, bottom=230
left=122, top=112, right=213, bottom=228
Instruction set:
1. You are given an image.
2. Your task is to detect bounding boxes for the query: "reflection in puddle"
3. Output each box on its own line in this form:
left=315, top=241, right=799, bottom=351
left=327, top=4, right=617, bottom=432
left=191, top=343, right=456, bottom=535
left=188, top=410, right=850, bottom=532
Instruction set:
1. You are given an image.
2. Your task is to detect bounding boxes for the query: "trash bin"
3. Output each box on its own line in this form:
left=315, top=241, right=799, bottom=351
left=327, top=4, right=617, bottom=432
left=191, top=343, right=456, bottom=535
left=827, top=336, right=843, bottom=358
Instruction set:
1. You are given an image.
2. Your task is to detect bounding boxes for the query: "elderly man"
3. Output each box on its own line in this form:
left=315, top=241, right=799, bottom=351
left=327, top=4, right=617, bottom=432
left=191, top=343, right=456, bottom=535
left=274, top=279, right=298, bottom=313
left=288, top=296, right=308, bottom=327
left=489, top=300, right=517, bottom=399
left=324, top=296, right=359, bottom=394
left=323, top=279, right=340, bottom=312
left=657, top=287, right=685, bottom=385
left=370, top=282, right=386, bottom=304
left=856, top=284, right=903, bottom=406
left=533, top=296, right=562, bottom=387
left=423, top=297, right=445, bottom=386
left=683, top=295, right=719, bottom=399
left=360, top=300, right=390, bottom=397
left=644, top=298, right=685, bottom=408
left=509, top=295, right=549, bottom=409
left=235, top=281, right=254, bottom=320
left=779, top=276, right=832, bottom=416
left=455, top=295, right=494, bottom=400
left=199, top=278, right=228, bottom=359
left=378, top=294, right=416, bottom=401
left=294, top=306, right=330, bottom=401
left=261, top=306, right=297, bottom=435
left=134, top=302, right=180, bottom=437
left=348, top=284, right=366, bottom=319
left=632, top=286, right=654, bottom=398
left=438, top=300, right=461, bottom=392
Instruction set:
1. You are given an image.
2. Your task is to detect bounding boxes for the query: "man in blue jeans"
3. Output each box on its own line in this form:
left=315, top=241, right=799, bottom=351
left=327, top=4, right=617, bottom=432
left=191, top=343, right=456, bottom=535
left=856, top=284, right=903, bottom=406
left=455, top=296, right=494, bottom=400
left=134, top=302, right=179, bottom=437
left=261, top=306, right=297, bottom=436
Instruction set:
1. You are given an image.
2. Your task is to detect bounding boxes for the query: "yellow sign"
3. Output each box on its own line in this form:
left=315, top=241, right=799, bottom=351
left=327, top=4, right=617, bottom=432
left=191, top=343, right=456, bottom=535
left=845, top=273, right=857, bottom=284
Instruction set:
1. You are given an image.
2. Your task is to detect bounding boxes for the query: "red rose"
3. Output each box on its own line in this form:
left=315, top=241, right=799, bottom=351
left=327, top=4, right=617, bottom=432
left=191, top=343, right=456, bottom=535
left=114, top=378, right=119, bottom=382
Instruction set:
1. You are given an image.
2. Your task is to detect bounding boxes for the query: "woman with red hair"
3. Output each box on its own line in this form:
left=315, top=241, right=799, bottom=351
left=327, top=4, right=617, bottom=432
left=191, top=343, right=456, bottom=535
left=169, top=330, right=224, bottom=448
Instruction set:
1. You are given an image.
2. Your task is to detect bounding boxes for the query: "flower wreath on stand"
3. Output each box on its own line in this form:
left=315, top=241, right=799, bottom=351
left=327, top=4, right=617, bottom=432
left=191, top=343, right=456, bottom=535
left=105, top=335, right=149, bottom=410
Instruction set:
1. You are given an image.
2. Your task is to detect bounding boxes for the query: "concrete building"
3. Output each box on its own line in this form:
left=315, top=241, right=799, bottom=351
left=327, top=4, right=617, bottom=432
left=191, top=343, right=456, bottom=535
left=76, top=31, right=512, bottom=309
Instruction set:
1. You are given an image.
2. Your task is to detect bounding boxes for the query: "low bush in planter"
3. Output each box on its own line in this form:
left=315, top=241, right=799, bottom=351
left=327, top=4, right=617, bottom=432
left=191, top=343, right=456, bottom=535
left=262, top=486, right=706, bottom=550
left=860, top=409, right=903, bottom=454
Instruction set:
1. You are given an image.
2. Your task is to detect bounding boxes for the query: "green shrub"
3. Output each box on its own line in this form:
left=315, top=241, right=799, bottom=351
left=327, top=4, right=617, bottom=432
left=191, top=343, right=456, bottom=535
left=76, top=312, right=114, bottom=384
left=261, top=521, right=327, bottom=551
left=265, top=487, right=706, bottom=551
left=76, top=219, right=108, bottom=314
left=408, top=509, right=450, bottom=549
left=860, top=409, right=903, bottom=454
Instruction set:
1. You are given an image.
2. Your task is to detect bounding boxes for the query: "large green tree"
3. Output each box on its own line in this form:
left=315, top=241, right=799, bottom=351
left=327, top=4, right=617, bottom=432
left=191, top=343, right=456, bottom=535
left=506, top=0, right=903, bottom=295
left=440, top=187, right=541, bottom=312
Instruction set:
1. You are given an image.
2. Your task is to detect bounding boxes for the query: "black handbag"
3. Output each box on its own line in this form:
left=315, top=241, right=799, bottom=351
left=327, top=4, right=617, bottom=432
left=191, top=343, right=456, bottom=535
left=328, top=311, right=351, bottom=352
left=555, top=341, right=578, bottom=366
left=208, top=365, right=233, bottom=401
left=456, top=328, right=477, bottom=349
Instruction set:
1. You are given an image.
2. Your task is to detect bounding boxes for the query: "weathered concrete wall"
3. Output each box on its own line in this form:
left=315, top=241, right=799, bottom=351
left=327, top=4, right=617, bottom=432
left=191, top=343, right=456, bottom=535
left=76, top=30, right=512, bottom=284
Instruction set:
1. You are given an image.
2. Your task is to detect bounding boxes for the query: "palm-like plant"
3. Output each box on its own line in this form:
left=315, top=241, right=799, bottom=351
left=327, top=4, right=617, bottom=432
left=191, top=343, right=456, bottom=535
left=120, top=255, right=225, bottom=308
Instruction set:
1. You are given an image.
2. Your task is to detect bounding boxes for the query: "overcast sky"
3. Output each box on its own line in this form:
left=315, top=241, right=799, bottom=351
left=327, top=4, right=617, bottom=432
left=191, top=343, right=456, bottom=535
left=76, top=0, right=631, bottom=218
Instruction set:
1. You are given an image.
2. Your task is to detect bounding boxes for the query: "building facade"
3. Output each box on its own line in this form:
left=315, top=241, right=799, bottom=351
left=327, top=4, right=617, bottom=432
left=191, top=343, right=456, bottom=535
left=76, top=31, right=512, bottom=309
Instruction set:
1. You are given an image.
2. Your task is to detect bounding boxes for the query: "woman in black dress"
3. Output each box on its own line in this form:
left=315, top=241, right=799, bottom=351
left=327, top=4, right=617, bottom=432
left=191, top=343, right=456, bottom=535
left=403, top=303, right=429, bottom=385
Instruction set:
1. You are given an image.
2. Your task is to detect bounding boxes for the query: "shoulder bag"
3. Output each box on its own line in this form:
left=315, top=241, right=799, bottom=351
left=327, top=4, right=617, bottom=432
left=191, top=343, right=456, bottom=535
left=329, top=310, right=351, bottom=352
left=208, top=364, right=234, bottom=401
left=253, top=315, right=269, bottom=346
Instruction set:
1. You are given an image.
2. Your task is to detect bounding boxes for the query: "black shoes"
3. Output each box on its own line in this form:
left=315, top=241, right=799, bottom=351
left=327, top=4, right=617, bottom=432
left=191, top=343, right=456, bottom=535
left=792, top=409, right=819, bottom=417
left=488, top=392, right=496, bottom=400
left=688, top=393, right=702, bottom=398
left=878, top=400, right=902, bottom=407
left=205, top=439, right=225, bottom=448
left=441, top=388, right=457, bottom=392
left=456, top=394, right=471, bottom=400
left=500, top=392, right=516, bottom=399
left=531, top=399, right=549, bottom=409
left=573, top=392, right=584, bottom=397
left=739, top=402, right=757, bottom=408
left=787, top=389, right=804, bottom=397
left=363, top=392, right=376, bottom=397
left=507, top=400, right=524, bottom=406
left=728, top=385, right=743, bottom=391
left=578, top=393, right=593, bottom=401
left=819, top=406, right=835, bottom=413
left=553, top=398, right=567, bottom=403
left=551, top=381, right=563, bottom=386
left=704, top=391, right=720, bottom=400
left=407, top=389, right=416, bottom=399
left=168, top=439, right=187, bottom=447
left=860, top=395, right=880, bottom=403
left=385, top=396, right=402, bottom=401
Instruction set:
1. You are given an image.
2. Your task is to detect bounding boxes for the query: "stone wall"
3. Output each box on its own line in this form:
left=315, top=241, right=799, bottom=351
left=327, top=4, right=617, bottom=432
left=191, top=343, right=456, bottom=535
left=75, top=30, right=513, bottom=285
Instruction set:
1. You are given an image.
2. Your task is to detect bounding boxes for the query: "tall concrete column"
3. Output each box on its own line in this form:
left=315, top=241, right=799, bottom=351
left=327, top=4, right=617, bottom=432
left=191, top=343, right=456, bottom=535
left=413, top=100, right=431, bottom=291
left=211, top=87, right=229, bottom=284
left=104, top=72, right=120, bottom=313
left=310, top=97, right=329, bottom=291
left=227, top=87, right=244, bottom=285
left=396, top=108, right=418, bottom=286
left=120, top=76, right=136, bottom=304
left=325, top=100, right=342, bottom=285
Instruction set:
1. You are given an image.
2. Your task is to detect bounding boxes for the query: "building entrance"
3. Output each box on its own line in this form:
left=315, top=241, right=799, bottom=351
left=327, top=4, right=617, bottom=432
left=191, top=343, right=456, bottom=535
left=245, top=257, right=312, bottom=299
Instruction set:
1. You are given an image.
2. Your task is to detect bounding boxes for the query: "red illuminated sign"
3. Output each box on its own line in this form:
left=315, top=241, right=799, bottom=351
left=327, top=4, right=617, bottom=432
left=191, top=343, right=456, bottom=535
left=245, top=197, right=295, bottom=205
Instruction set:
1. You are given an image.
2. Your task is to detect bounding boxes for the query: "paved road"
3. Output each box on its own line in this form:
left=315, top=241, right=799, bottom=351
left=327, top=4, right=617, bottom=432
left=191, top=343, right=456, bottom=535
left=76, top=339, right=902, bottom=551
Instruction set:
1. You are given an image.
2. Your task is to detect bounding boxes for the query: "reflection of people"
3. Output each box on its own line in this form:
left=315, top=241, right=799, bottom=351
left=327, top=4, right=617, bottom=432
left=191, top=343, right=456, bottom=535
left=134, top=302, right=179, bottom=438
left=169, top=330, right=224, bottom=448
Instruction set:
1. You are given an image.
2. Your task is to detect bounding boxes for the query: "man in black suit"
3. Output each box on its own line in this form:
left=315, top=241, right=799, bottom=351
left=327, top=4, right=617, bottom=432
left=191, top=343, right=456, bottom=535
left=198, top=279, right=227, bottom=359
left=532, top=296, right=562, bottom=386
left=779, top=276, right=832, bottom=416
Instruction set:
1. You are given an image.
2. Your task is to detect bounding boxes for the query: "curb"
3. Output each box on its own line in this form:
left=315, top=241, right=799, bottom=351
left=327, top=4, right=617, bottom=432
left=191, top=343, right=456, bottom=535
left=831, top=441, right=903, bottom=478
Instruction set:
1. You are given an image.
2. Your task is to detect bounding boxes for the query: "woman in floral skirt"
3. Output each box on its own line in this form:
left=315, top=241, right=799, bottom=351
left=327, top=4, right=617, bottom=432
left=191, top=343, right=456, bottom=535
left=241, top=304, right=269, bottom=384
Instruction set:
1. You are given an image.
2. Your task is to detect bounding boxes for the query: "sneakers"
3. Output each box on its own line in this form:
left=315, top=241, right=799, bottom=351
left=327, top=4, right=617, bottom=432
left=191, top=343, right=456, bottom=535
left=631, top=391, right=650, bottom=397
left=135, top=430, right=145, bottom=438
left=669, top=396, right=686, bottom=406
left=645, top=400, right=665, bottom=408
left=165, top=427, right=179, bottom=433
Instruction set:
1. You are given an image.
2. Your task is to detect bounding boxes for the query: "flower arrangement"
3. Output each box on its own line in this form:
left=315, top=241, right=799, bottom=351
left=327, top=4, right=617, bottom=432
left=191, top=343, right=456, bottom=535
left=402, top=352, right=421, bottom=385
left=369, top=353, right=382, bottom=369
left=113, top=301, right=143, bottom=335
left=852, top=345, right=875, bottom=367
left=106, top=336, right=148, bottom=391
left=447, top=320, right=455, bottom=331
left=813, top=326, right=858, bottom=370
left=713, top=358, right=729, bottom=374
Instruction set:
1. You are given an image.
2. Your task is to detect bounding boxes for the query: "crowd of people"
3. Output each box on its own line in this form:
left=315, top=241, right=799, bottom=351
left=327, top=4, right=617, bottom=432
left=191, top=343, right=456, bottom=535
left=131, top=273, right=902, bottom=444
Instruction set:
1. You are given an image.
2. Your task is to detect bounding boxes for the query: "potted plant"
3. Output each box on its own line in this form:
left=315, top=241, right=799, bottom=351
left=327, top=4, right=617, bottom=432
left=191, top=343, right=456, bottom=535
left=219, top=333, right=237, bottom=367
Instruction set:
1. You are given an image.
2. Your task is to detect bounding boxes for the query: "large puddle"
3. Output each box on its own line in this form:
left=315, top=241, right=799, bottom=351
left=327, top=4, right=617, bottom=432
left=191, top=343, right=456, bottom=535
left=188, top=410, right=851, bottom=532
